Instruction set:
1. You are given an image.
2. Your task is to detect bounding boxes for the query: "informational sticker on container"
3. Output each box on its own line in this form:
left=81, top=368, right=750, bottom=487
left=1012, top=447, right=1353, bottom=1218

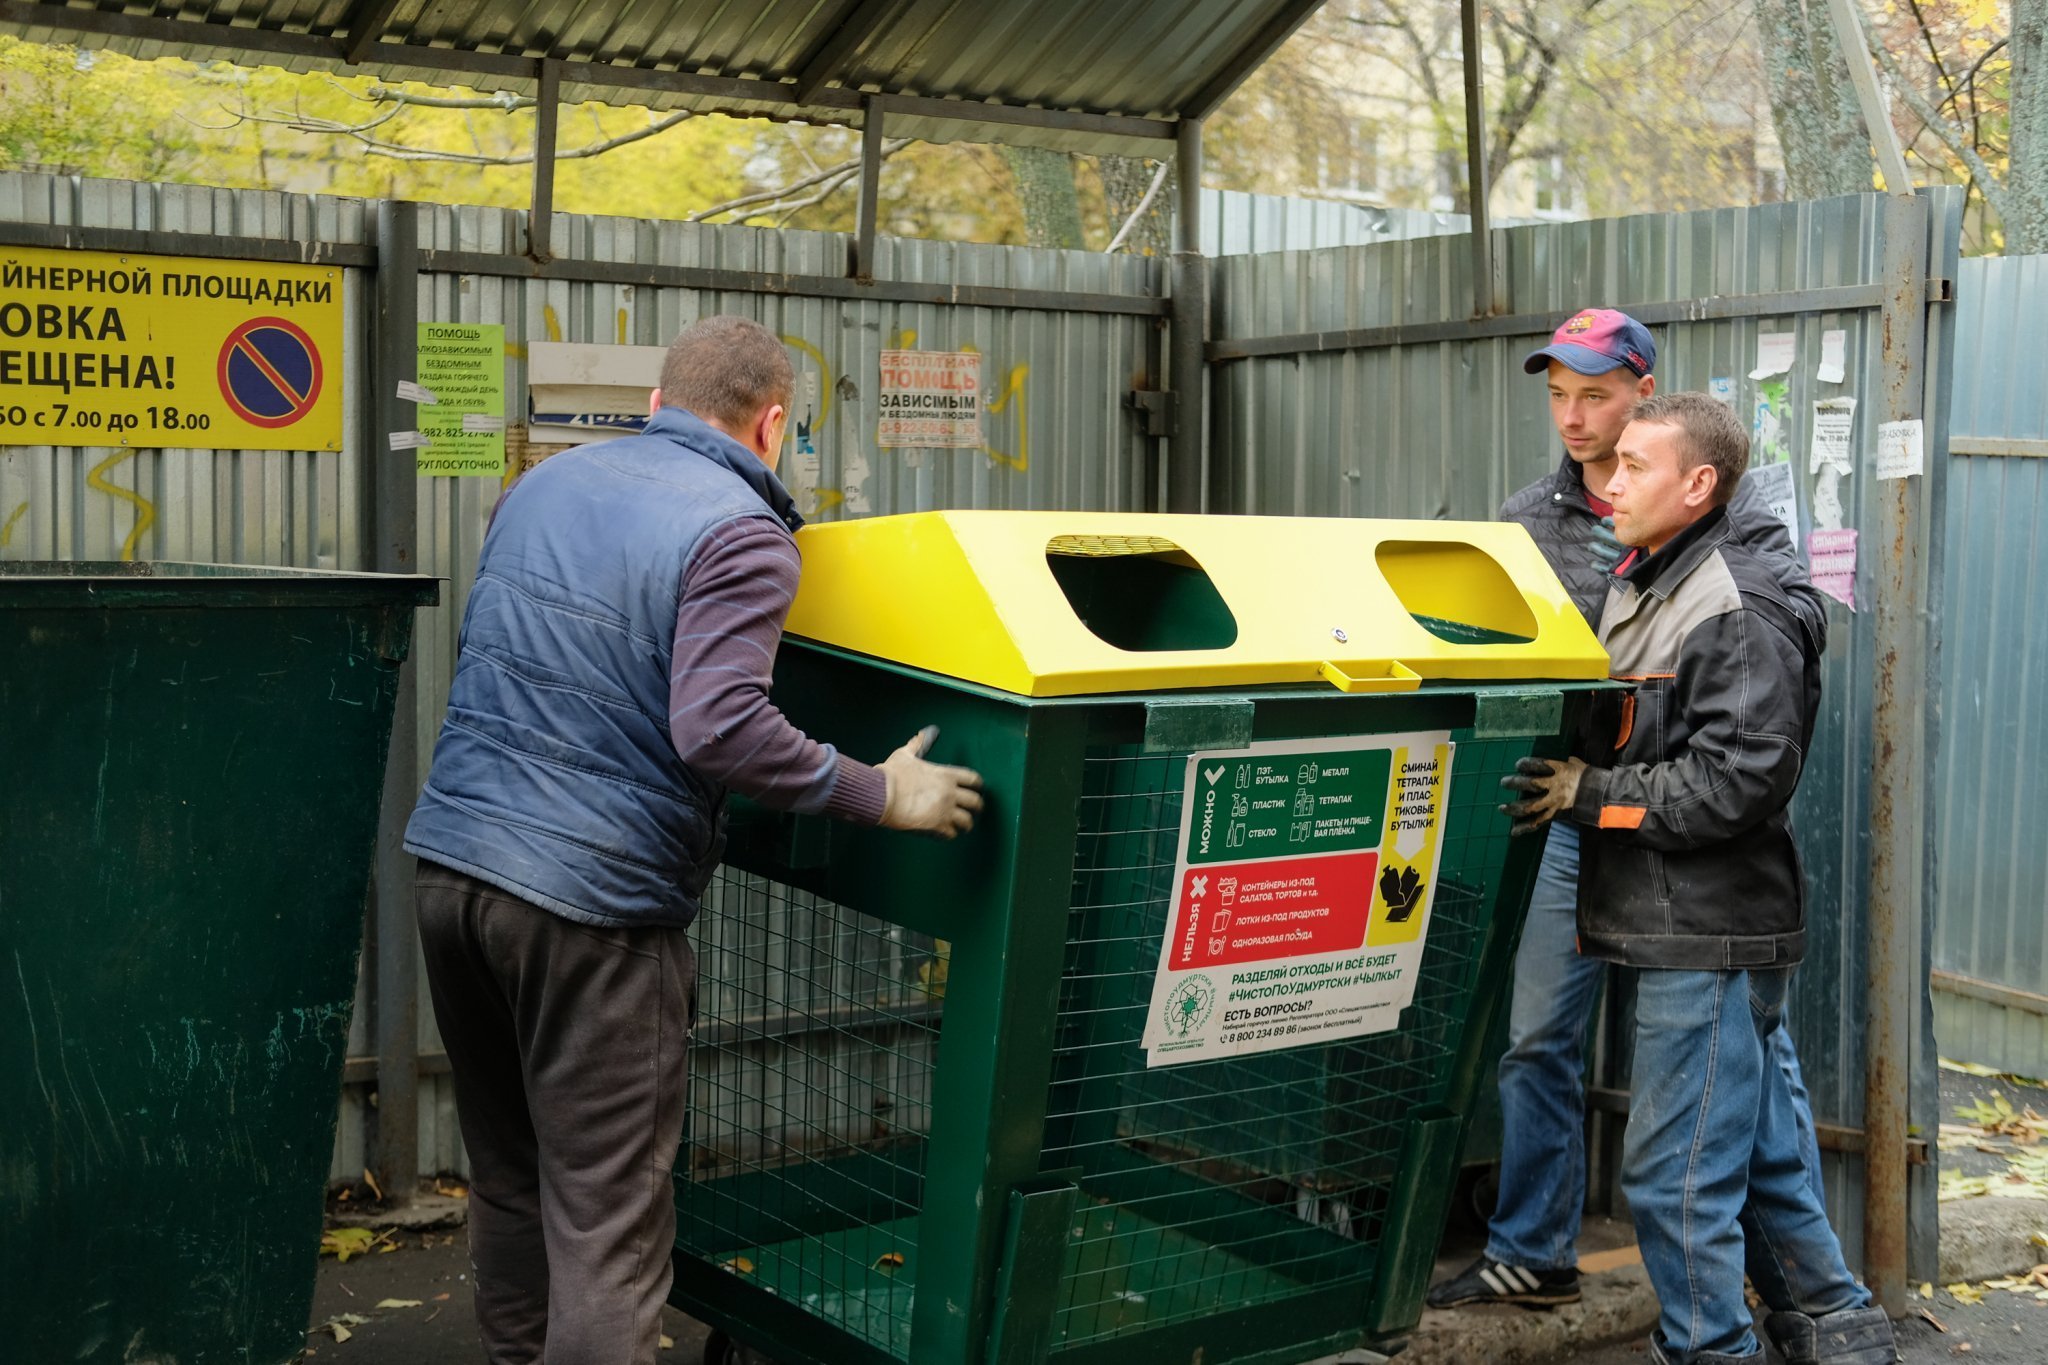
left=414, top=323, right=505, bottom=476
left=1141, top=731, right=1455, bottom=1067
left=876, top=349, right=981, bottom=448
left=0, top=245, right=343, bottom=451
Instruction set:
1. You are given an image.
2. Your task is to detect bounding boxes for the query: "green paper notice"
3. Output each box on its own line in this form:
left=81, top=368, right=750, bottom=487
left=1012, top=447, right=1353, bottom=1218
left=415, top=323, right=505, bottom=477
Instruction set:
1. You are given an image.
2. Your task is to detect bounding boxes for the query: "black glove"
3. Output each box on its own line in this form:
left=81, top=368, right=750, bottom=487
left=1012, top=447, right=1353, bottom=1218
left=1498, top=755, right=1587, bottom=836
left=1590, top=515, right=1626, bottom=573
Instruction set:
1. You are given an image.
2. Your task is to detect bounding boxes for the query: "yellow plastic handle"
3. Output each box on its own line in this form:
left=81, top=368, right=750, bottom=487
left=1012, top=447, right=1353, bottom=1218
left=1318, top=659, right=1423, bottom=694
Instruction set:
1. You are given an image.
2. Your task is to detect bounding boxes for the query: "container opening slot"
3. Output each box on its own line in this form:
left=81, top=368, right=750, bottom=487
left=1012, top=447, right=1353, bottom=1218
left=1373, top=540, right=1538, bottom=645
left=1046, top=535, right=1238, bottom=653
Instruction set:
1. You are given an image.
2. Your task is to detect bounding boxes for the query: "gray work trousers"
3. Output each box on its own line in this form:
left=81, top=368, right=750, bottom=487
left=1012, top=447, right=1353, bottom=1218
left=415, top=862, right=696, bottom=1365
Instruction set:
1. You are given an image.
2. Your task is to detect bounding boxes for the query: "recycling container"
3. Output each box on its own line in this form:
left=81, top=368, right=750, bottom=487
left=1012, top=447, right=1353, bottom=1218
left=667, top=513, right=1612, bottom=1365
left=1, top=561, right=437, bottom=1365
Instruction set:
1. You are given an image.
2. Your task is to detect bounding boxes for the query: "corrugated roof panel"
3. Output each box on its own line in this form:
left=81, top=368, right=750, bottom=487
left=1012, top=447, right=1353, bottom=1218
left=0, top=0, right=1319, bottom=151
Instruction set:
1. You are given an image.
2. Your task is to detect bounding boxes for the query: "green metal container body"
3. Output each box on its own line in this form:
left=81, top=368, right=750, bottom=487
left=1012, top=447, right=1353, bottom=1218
left=0, top=562, right=436, bottom=1365
left=670, top=641, right=1607, bottom=1365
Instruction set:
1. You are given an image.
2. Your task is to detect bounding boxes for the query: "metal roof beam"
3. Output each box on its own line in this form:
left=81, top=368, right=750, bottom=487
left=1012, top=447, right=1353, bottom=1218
left=340, top=0, right=408, bottom=65
left=792, top=0, right=899, bottom=107
left=1181, top=0, right=1326, bottom=122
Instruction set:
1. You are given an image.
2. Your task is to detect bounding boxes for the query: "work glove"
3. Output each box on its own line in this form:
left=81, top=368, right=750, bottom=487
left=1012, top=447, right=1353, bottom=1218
left=879, top=726, right=985, bottom=839
left=1590, top=515, right=1626, bottom=573
left=1498, top=755, right=1587, bottom=836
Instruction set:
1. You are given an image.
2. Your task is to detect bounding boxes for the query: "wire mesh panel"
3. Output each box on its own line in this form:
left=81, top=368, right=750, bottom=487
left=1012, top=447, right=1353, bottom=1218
left=1037, top=733, right=1526, bottom=1349
left=678, top=872, right=944, bottom=1358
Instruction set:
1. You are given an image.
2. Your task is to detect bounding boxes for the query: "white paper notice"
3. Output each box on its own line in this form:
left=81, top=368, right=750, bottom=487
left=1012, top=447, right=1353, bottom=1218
left=1749, top=332, right=1795, bottom=380
left=1812, top=469, right=1846, bottom=532
left=1747, top=461, right=1799, bottom=546
left=842, top=447, right=874, bottom=515
left=1816, top=329, right=1847, bottom=384
left=387, top=430, right=431, bottom=451
left=1709, top=377, right=1736, bottom=406
left=1810, top=398, right=1856, bottom=475
left=461, top=413, right=506, bottom=433
left=1878, top=419, right=1925, bottom=480
left=396, top=380, right=439, bottom=405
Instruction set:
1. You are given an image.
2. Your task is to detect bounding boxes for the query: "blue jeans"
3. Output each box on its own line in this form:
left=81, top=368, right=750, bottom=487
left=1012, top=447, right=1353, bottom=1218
left=1486, top=823, right=1827, bottom=1271
left=1627, top=967, right=1869, bottom=1363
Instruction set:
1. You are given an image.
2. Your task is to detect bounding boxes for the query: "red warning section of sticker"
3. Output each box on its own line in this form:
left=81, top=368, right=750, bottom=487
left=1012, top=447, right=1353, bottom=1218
left=1164, top=851, right=1378, bottom=971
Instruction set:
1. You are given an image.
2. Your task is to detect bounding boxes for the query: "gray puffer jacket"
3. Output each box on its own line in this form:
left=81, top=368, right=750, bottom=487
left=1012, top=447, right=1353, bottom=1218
left=1500, top=453, right=1815, bottom=630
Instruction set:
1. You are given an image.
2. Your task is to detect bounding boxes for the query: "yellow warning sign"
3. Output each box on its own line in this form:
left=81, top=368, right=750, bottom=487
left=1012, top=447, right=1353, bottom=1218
left=0, top=246, right=344, bottom=451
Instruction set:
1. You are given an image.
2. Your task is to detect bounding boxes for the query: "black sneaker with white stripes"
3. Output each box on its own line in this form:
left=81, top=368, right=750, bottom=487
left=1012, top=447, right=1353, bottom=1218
left=1424, top=1254, right=1581, bottom=1309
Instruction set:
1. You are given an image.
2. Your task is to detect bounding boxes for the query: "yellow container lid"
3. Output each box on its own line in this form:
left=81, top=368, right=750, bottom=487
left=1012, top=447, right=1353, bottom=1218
left=784, top=511, right=1608, bottom=698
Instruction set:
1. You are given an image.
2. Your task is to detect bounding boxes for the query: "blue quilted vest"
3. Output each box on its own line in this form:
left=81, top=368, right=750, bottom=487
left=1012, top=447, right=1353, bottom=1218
left=404, top=407, right=803, bottom=929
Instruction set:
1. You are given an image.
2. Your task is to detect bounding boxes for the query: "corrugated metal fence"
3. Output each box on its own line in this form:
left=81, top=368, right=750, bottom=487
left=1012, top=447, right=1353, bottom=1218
left=1207, top=190, right=1964, bottom=1280
left=4, top=174, right=1969, bottom=1286
left=1932, top=253, right=2048, bottom=1078
left=0, top=171, right=1164, bottom=1181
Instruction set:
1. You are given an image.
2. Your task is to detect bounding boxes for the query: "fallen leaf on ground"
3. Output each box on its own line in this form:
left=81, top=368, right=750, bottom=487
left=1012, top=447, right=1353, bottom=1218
left=659, top=1334, right=675, bottom=1350
left=1916, top=1306, right=1949, bottom=1332
left=722, top=1257, right=755, bottom=1275
left=373, top=1298, right=422, bottom=1309
left=362, top=1168, right=384, bottom=1202
left=1947, top=1282, right=1987, bottom=1305
left=313, top=1314, right=369, bottom=1343
left=1921, top=1282, right=1936, bottom=1299
left=320, top=1228, right=377, bottom=1262
left=433, top=1292, right=451, bottom=1301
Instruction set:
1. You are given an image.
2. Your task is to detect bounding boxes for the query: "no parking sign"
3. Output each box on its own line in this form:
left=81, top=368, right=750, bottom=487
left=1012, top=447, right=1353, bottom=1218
left=0, top=246, right=344, bottom=451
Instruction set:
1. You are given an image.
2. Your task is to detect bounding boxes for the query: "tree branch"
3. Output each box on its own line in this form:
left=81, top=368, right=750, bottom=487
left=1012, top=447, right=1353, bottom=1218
left=224, top=102, right=693, bottom=165
left=1865, top=23, right=2015, bottom=222
left=687, top=139, right=910, bottom=222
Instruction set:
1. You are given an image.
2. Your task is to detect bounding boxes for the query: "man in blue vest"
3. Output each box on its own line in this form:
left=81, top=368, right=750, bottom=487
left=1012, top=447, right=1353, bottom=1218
left=405, top=315, right=983, bottom=1364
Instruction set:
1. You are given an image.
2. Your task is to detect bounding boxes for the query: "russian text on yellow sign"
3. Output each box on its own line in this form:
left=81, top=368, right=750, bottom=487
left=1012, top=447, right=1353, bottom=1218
left=0, top=246, right=344, bottom=452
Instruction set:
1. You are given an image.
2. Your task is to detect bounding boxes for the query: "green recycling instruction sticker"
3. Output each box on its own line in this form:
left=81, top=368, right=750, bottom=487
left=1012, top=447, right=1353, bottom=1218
left=1141, top=730, right=1455, bottom=1067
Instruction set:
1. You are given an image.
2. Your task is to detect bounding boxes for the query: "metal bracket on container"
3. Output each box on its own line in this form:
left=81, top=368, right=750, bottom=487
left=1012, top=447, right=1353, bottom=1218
left=1126, top=387, right=1175, bottom=436
left=1141, top=698, right=1253, bottom=753
left=1470, top=688, right=1564, bottom=739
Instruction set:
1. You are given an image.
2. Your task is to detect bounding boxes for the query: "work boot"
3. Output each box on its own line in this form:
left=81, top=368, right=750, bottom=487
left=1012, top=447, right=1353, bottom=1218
left=1763, top=1306, right=1900, bottom=1364
left=1423, top=1253, right=1580, bottom=1309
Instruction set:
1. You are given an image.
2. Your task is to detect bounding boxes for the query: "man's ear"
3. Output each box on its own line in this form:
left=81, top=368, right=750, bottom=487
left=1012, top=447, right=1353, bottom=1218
left=1687, top=463, right=1719, bottom=509
left=648, top=387, right=662, bottom=417
left=1637, top=373, right=1656, bottom=400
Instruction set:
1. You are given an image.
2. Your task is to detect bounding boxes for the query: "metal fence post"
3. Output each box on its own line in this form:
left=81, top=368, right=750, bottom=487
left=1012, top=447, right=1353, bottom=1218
left=1865, top=189, right=1933, bottom=1314
left=1458, top=0, right=1501, bottom=318
left=368, top=198, right=422, bottom=1202
left=1168, top=118, right=1208, bottom=513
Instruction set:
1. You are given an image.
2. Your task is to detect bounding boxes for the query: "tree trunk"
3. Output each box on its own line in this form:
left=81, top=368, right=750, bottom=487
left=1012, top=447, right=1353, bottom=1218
left=1097, top=154, right=1174, bottom=255
left=1751, top=0, right=1874, bottom=199
left=2008, top=0, right=2048, bottom=252
left=1001, top=145, right=1085, bottom=250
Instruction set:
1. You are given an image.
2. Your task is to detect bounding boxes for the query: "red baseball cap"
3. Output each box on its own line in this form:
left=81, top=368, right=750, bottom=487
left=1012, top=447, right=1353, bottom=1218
left=1523, top=308, right=1656, bottom=378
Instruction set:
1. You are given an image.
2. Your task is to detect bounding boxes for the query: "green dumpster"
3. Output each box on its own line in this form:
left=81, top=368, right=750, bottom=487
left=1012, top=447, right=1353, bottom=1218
left=667, top=513, right=1611, bottom=1365
left=1, top=561, right=437, bottom=1365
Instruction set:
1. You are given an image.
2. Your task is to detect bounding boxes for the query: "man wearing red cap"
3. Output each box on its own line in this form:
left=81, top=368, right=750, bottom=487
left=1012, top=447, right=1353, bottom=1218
left=1428, top=309, right=1830, bottom=1314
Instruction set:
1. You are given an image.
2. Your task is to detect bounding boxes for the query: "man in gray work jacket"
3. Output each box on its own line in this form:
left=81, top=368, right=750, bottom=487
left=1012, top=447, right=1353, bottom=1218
left=1430, top=310, right=1830, bottom=1313
left=404, top=316, right=984, bottom=1365
left=1500, top=392, right=1892, bottom=1365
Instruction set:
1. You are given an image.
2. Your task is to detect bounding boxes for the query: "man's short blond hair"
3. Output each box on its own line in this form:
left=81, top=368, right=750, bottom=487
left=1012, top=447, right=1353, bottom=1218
left=658, top=316, right=793, bottom=429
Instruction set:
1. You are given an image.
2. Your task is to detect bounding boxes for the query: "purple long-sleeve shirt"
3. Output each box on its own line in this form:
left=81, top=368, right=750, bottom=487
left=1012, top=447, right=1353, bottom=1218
left=668, top=515, right=887, bottom=824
